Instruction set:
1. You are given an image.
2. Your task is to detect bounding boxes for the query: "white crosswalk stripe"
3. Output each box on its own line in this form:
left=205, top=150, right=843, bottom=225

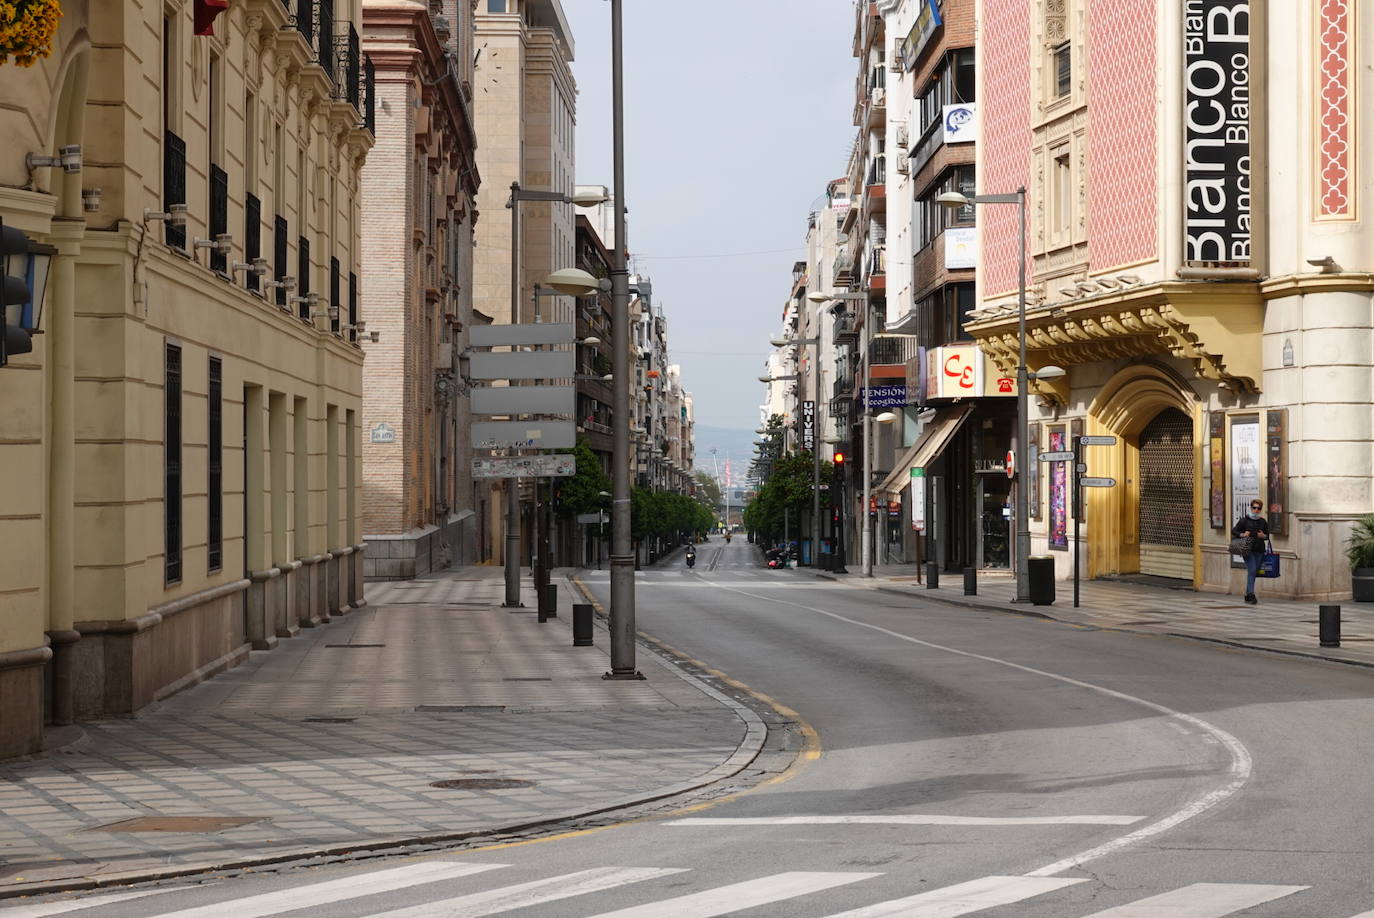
left=139, top=861, right=506, bottom=918
left=0, top=886, right=183, bottom=917
left=360, top=867, right=687, bottom=918
left=820, top=875, right=1088, bottom=917
left=584, top=870, right=881, bottom=918
left=1079, top=882, right=1309, bottom=916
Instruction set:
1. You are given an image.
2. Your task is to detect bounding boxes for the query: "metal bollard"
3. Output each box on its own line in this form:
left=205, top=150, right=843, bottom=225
left=963, top=567, right=977, bottom=596
left=538, top=583, right=557, bottom=622
left=1319, top=604, right=1341, bottom=647
left=572, top=603, right=594, bottom=646
left=925, top=561, right=939, bottom=590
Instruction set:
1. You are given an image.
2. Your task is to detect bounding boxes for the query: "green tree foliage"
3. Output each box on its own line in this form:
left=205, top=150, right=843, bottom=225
left=631, top=488, right=713, bottom=541
left=742, top=450, right=833, bottom=544
left=693, top=470, right=722, bottom=514
left=556, top=441, right=613, bottom=518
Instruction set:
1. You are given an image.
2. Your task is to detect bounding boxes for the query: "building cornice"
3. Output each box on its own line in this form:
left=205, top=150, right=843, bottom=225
left=1258, top=272, right=1374, bottom=299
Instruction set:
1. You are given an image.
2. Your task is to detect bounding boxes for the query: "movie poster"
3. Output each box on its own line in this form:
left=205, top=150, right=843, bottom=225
left=1049, top=428, right=1068, bottom=550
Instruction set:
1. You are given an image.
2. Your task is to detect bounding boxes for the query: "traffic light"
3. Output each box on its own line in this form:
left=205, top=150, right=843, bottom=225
left=1, top=220, right=34, bottom=368
left=832, top=451, right=846, bottom=465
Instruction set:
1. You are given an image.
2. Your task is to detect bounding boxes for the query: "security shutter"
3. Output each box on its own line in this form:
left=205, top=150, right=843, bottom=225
left=1137, top=407, right=1194, bottom=579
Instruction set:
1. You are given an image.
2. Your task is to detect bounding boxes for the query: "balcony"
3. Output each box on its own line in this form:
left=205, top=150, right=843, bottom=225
left=833, top=375, right=855, bottom=400
left=869, top=334, right=919, bottom=369
left=833, top=312, right=858, bottom=343
left=866, top=247, right=886, bottom=293
left=833, top=250, right=854, bottom=286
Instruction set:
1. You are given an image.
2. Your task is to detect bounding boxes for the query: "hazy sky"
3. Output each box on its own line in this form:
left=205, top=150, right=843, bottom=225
left=563, top=0, right=856, bottom=434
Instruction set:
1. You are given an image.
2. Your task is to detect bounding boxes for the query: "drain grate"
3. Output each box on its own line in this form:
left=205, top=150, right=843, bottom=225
left=502, top=677, right=552, bottom=682
left=324, top=643, right=386, bottom=648
left=89, top=816, right=265, bottom=833
left=415, top=704, right=506, bottom=713
left=430, top=778, right=534, bottom=790
left=302, top=716, right=355, bottom=724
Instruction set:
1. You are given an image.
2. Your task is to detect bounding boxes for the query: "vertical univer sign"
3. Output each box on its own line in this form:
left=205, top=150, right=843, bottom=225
left=1183, top=0, right=1251, bottom=264
left=801, top=400, right=816, bottom=452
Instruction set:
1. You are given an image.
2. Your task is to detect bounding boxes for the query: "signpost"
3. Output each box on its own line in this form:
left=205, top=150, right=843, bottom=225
left=1070, top=434, right=1117, bottom=607
left=473, top=455, right=576, bottom=479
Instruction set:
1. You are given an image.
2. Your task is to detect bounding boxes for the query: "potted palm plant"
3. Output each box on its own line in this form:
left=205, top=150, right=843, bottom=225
left=1346, top=515, right=1374, bottom=601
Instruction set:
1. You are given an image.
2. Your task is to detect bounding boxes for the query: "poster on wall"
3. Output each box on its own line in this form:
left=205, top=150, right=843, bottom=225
left=1049, top=427, right=1068, bottom=550
left=1183, top=0, right=1252, bottom=265
left=1209, top=411, right=1226, bottom=528
left=1029, top=422, right=1042, bottom=520
left=1266, top=409, right=1286, bottom=534
left=910, top=468, right=926, bottom=532
left=1230, top=416, right=1261, bottom=562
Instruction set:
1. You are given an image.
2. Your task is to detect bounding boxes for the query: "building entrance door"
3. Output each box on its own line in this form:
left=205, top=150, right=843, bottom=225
left=1137, top=407, right=1194, bottom=579
left=976, top=475, right=1010, bottom=568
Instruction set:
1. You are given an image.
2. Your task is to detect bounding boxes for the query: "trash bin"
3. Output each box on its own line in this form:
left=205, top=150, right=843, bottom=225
left=1028, top=555, right=1055, bottom=606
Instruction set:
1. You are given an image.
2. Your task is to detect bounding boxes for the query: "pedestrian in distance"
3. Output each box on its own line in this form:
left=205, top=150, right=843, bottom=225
left=1232, top=499, right=1270, bottom=605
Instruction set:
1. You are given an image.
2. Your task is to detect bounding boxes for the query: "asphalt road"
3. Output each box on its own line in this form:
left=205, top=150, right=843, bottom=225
left=15, top=537, right=1374, bottom=917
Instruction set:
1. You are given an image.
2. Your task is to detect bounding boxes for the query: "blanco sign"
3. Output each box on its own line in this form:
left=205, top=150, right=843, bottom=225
left=1183, top=0, right=1251, bottom=264
left=944, top=226, right=976, bottom=269
left=942, top=103, right=978, bottom=144
left=472, top=455, right=576, bottom=479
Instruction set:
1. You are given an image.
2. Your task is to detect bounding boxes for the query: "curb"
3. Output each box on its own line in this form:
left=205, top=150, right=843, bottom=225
left=814, top=570, right=1374, bottom=671
left=0, top=579, right=771, bottom=902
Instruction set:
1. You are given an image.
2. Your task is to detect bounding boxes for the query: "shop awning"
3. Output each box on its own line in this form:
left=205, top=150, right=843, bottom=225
left=877, top=403, right=974, bottom=494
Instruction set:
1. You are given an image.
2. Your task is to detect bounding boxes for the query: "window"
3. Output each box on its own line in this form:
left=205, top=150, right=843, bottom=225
left=1053, top=43, right=1071, bottom=98
left=244, top=90, right=257, bottom=191
left=1051, top=146, right=1071, bottom=239
left=487, top=0, right=507, bottom=11
left=208, top=356, right=223, bottom=572
left=916, top=166, right=976, bottom=250
left=298, top=235, right=311, bottom=319
left=164, top=342, right=182, bottom=584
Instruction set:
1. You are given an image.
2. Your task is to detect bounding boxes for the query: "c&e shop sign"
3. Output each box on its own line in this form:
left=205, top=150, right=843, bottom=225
left=1184, top=0, right=1251, bottom=265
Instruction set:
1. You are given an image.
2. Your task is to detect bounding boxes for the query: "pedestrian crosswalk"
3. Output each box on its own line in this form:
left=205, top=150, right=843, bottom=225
left=5, top=860, right=1360, bottom=918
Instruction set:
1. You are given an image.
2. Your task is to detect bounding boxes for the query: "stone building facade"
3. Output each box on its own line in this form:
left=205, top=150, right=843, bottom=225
left=360, top=0, right=482, bottom=579
left=0, top=0, right=373, bottom=757
left=975, top=0, right=1374, bottom=598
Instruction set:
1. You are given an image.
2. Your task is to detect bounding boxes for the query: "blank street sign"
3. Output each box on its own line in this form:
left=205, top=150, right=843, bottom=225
left=471, top=385, right=575, bottom=417
left=1078, top=435, right=1118, bottom=446
left=468, top=351, right=575, bottom=381
left=470, top=420, right=576, bottom=450
left=1080, top=477, right=1117, bottom=487
left=1038, top=451, right=1075, bottom=462
left=470, top=323, right=575, bottom=347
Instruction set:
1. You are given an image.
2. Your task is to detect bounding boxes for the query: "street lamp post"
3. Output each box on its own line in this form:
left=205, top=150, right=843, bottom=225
left=936, top=188, right=1030, bottom=600
left=502, top=185, right=607, bottom=609
left=807, top=290, right=867, bottom=573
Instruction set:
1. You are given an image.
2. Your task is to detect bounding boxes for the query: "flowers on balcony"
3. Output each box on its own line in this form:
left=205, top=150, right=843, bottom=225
left=0, top=0, right=62, bottom=67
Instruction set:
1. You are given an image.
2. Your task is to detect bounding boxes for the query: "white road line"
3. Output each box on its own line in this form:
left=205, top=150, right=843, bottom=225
left=1080, top=882, right=1308, bottom=916
left=820, top=875, right=1087, bottom=917
left=665, top=814, right=1143, bottom=826
left=361, top=867, right=687, bottom=918
left=584, top=871, right=880, bottom=918
left=0, top=886, right=184, bottom=917
left=703, top=581, right=1254, bottom=879
left=141, top=862, right=507, bottom=918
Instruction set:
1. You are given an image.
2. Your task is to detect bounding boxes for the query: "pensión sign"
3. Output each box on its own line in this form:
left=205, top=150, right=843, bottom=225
left=1183, top=0, right=1251, bottom=264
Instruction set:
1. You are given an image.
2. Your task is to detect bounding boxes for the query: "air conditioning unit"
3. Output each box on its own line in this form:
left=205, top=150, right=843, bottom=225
left=895, top=125, right=908, bottom=148
left=895, top=156, right=909, bottom=175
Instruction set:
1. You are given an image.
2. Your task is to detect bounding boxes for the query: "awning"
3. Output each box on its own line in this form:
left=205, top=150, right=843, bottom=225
left=877, top=403, right=974, bottom=493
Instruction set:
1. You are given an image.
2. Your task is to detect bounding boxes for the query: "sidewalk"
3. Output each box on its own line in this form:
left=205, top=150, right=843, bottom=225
left=0, top=568, right=763, bottom=897
left=815, top=563, right=1374, bottom=668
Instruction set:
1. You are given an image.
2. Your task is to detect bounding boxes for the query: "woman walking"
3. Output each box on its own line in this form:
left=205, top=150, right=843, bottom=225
left=1232, top=500, right=1270, bottom=604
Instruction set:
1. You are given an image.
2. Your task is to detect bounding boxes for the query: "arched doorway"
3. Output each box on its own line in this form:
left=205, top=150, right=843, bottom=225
left=1136, top=407, right=1195, bottom=579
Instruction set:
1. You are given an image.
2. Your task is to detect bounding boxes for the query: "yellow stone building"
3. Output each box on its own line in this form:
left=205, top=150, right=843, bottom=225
left=0, top=0, right=373, bottom=757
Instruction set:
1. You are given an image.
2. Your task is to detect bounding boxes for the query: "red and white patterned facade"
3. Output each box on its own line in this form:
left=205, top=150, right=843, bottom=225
left=969, top=0, right=1374, bottom=601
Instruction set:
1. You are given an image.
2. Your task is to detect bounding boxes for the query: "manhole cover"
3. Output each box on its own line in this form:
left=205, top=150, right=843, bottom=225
left=302, top=716, right=355, bottom=724
left=430, top=778, right=534, bottom=790
left=324, top=643, right=386, bottom=648
left=88, top=816, right=265, bottom=833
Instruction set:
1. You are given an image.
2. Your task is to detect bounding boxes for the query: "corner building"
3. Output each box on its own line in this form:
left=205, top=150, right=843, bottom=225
left=974, top=0, right=1372, bottom=598
left=0, top=0, right=373, bottom=756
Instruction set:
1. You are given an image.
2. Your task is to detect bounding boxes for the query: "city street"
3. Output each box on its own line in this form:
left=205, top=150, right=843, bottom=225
left=14, top=538, right=1374, bottom=916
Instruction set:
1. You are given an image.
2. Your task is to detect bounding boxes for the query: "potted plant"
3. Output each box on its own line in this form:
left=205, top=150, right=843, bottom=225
left=1346, top=515, right=1374, bottom=601
left=0, top=0, right=63, bottom=68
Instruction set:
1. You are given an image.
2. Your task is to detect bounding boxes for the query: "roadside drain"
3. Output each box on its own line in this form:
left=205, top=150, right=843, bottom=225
left=414, top=704, right=506, bottom=713
left=324, top=643, right=386, bottom=648
left=302, top=716, right=356, bottom=724
left=429, top=778, right=534, bottom=790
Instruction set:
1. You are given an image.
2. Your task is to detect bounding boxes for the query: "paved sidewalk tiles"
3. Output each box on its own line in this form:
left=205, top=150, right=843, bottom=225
left=0, top=569, right=760, bottom=894
left=816, top=563, right=1374, bottom=668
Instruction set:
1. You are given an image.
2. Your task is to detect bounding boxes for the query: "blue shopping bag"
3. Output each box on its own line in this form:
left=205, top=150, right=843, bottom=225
left=1257, top=541, right=1280, bottom=578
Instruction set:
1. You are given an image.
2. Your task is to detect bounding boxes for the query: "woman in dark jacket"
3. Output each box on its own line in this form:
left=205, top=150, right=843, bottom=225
left=1232, top=500, right=1270, bottom=604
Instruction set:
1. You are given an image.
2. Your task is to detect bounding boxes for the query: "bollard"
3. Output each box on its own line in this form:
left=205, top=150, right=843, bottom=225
left=1319, top=604, right=1341, bottom=647
left=572, top=603, right=594, bottom=646
left=538, top=583, right=557, bottom=622
left=925, top=561, right=939, bottom=590
left=963, top=567, right=977, bottom=596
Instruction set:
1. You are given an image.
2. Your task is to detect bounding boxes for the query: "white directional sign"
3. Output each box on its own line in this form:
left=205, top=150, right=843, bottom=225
left=1080, top=477, right=1117, bottom=488
left=469, top=323, right=575, bottom=347
left=471, top=385, right=575, bottom=417
left=469, top=351, right=575, bottom=381
left=472, top=455, right=576, bottom=479
left=470, top=420, right=576, bottom=450
left=1038, top=451, right=1075, bottom=462
left=1078, top=435, right=1118, bottom=446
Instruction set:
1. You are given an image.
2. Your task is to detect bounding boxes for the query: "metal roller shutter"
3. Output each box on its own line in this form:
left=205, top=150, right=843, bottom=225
left=1138, top=408, right=1194, bottom=579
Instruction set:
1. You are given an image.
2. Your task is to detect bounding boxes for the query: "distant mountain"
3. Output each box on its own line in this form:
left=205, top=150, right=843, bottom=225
left=694, top=425, right=759, bottom=485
